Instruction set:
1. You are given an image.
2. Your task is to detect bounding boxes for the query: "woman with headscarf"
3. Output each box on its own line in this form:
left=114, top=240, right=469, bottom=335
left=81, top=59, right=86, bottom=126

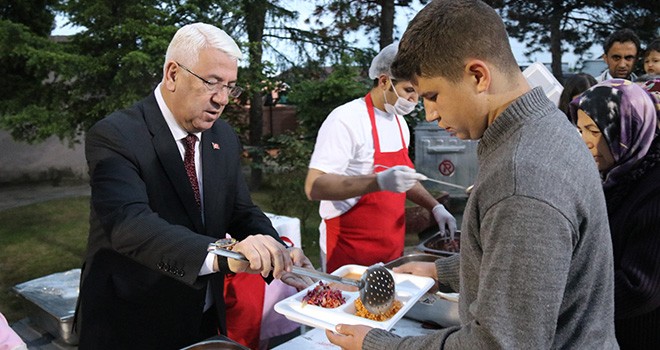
left=569, top=78, right=660, bottom=349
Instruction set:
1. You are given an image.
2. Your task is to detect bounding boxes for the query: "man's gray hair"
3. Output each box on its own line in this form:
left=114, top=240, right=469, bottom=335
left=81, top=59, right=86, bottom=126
left=164, top=23, right=242, bottom=73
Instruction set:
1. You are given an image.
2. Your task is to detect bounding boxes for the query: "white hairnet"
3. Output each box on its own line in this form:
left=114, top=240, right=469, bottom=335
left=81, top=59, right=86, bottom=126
left=368, top=43, right=399, bottom=80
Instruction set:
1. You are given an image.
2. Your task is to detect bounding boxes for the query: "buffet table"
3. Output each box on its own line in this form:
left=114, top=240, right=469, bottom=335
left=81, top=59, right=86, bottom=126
left=273, top=317, right=439, bottom=349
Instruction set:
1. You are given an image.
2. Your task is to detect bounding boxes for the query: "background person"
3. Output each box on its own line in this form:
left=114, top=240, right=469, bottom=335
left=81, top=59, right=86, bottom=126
left=642, top=38, right=660, bottom=75
left=558, top=73, right=597, bottom=117
left=326, top=1, right=618, bottom=349
left=596, top=28, right=640, bottom=82
left=569, top=79, right=660, bottom=349
left=75, top=23, right=313, bottom=350
left=305, top=43, right=456, bottom=273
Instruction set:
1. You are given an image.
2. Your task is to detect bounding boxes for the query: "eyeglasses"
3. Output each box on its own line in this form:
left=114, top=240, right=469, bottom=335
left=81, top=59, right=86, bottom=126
left=176, top=61, right=243, bottom=98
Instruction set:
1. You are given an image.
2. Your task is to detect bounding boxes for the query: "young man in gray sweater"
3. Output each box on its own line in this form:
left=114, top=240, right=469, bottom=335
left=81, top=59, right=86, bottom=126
left=326, top=0, right=620, bottom=349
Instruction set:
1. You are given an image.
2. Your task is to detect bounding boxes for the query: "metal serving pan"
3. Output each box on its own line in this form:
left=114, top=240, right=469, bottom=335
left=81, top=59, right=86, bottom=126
left=181, top=335, right=250, bottom=350
left=416, top=230, right=461, bottom=256
left=384, top=254, right=460, bottom=328
left=12, top=269, right=80, bottom=345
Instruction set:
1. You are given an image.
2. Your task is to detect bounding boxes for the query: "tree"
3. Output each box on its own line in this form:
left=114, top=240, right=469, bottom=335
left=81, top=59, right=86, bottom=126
left=0, top=0, right=58, bottom=36
left=0, top=0, right=71, bottom=142
left=483, top=0, right=659, bottom=81
left=308, top=0, right=421, bottom=51
left=1, top=0, right=175, bottom=143
left=186, top=0, right=353, bottom=189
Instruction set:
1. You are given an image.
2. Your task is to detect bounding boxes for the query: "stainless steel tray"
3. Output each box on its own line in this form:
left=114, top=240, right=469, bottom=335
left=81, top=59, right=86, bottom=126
left=384, top=254, right=460, bottom=327
left=12, top=269, right=80, bottom=345
left=416, top=230, right=461, bottom=256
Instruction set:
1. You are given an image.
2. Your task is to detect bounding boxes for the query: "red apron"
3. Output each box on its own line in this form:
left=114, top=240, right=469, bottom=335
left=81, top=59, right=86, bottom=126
left=324, top=93, right=413, bottom=273
left=224, top=273, right=264, bottom=350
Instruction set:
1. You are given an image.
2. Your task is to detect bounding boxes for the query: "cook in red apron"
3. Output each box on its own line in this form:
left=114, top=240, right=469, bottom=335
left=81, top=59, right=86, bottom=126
left=324, top=92, right=413, bottom=273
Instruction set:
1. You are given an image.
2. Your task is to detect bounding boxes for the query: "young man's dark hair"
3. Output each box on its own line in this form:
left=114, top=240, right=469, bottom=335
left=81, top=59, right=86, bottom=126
left=391, top=0, right=519, bottom=84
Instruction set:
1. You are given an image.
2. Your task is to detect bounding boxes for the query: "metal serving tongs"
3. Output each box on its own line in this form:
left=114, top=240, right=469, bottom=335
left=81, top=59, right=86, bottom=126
left=374, top=164, right=473, bottom=195
left=207, top=242, right=395, bottom=315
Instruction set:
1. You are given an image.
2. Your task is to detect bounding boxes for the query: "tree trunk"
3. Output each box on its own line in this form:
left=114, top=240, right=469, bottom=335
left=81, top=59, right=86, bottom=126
left=379, top=0, right=395, bottom=50
left=244, top=0, right=267, bottom=189
left=549, top=0, right=564, bottom=82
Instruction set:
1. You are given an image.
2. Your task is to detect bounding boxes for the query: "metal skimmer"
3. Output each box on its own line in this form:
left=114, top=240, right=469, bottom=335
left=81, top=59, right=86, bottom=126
left=207, top=244, right=396, bottom=315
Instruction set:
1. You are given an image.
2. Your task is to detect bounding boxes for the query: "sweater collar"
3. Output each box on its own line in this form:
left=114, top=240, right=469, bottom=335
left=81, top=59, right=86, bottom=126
left=478, top=87, right=551, bottom=157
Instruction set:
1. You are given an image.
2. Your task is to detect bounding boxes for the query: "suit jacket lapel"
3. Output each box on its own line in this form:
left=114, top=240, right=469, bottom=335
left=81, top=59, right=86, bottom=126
left=143, top=93, right=204, bottom=233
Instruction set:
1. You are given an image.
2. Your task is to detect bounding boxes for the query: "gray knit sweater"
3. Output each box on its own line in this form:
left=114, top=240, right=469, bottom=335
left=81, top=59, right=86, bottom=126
left=363, top=88, right=619, bottom=349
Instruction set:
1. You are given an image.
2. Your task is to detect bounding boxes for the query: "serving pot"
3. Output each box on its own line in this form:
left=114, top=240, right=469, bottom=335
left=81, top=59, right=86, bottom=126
left=180, top=336, right=250, bottom=350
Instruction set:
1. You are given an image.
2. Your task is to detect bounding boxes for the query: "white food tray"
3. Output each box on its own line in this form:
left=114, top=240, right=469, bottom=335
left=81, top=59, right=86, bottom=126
left=274, top=264, right=435, bottom=331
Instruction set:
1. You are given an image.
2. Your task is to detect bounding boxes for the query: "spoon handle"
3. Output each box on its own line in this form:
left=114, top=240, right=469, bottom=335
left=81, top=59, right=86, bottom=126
left=208, top=245, right=363, bottom=288
left=289, top=266, right=363, bottom=288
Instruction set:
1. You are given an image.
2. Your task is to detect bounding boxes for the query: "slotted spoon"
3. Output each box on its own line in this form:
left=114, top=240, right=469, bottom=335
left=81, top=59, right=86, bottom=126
left=207, top=244, right=396, bottom=315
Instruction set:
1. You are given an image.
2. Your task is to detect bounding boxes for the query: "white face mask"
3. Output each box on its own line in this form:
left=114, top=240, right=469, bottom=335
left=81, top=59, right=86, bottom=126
left=383, top=83, right=417, bottom=115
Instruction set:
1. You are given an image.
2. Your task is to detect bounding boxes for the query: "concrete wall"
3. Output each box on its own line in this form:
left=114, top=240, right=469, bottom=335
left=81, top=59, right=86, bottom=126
left=0, top=106, right=298, bottom=185
left=0, top=130, right=87, bottom=185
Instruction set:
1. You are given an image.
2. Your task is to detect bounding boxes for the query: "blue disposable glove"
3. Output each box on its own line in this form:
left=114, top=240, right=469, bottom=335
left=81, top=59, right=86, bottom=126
left=432, top=204, right=457, bottom=240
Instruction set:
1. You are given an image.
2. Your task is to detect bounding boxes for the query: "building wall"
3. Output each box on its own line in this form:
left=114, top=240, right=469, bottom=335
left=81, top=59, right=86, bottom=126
left=0, top=106, right=298, bottom=185
left=0, top=130, right=87, bottom=185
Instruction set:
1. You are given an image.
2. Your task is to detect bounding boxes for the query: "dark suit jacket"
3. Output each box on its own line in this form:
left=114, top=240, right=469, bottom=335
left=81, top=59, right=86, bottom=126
left=75, top=92, right=280, bottom=349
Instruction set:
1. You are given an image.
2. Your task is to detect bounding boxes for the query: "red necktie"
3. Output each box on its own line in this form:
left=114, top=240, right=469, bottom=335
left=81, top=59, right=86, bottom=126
left=184, top=134, right=201, bottom=208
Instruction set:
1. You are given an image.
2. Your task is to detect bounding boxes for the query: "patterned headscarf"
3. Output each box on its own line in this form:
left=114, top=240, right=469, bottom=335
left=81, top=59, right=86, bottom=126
left=639, top=77, right=660, bottom=111
left=569, top=79, right=660, bottom=189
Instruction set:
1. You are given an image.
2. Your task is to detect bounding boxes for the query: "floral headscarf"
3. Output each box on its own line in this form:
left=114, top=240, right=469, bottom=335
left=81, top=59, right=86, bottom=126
left=569, top=79, right=660, bottom=189
left=639, top=77, right=660, bottom=112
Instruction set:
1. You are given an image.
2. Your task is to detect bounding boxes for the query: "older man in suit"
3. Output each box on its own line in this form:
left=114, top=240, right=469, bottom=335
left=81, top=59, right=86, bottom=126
left=74, top=23, right=313, bottom=349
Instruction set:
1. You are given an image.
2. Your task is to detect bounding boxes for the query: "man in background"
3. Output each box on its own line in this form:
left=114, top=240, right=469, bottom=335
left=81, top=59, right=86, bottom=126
left=305, top=43, right=456, bottom=273
left=596, top=28, right=640, bottom=82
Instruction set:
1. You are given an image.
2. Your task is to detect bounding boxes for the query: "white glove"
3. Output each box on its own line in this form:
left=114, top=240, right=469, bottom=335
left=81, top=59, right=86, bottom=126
left=376, top=165, right=427, bottom=193
left=432, top=204, right=457, bottom=240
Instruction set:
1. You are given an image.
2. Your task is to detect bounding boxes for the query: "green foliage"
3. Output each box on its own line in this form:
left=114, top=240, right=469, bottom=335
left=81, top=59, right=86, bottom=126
left=0, top=20, right=88, bottom=143
left=0, top=0, right=406, bottom=148
left=0, top=0, right=177, bottom=144
left=0, top=0, right=58, bottom=36
left=262, top=130, right=315, bottom=230
left=287, top=57, right=369, bottom=138
left=260, top=52, right=423, bottom=228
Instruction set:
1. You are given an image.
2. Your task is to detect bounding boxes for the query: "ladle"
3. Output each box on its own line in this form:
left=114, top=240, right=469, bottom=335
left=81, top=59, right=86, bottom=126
left=207, top=244, right=395, bottom=315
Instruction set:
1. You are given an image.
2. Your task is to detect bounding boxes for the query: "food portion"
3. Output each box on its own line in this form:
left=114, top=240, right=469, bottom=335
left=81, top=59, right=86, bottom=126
left=302, top=281, right=346, bottom=308
left=354, top=297, right=402, bottom=321
left=275, top=264, right=436, bottom=332
left=424, top=236, right=460, bottom=253
left=440, top=239, right=460, bottom=253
